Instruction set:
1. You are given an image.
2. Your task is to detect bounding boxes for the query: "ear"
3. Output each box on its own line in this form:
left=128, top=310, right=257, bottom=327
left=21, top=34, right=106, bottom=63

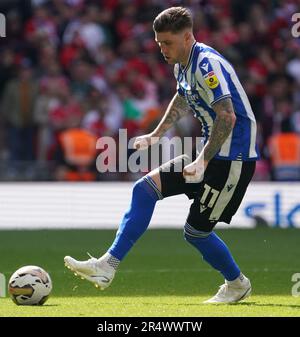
left=184, top=31, right=192, bottom=43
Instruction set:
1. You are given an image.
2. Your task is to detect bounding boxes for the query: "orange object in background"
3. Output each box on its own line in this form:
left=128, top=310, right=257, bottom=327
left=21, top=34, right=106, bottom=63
left=139, top=108, right=161, bottom=131
left=268, top=133, right=300, bottom=166
left=59, top=128, right=97, bottom=167
left=58, top=128, right=98, bottom=181
left=64, top=171, right=96, bottom=181
left=268, top=132, right=300, bottom=180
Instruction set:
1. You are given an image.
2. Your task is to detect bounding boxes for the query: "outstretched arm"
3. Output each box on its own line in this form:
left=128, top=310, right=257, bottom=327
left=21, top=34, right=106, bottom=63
left=152, top=93, right=190, bottom=137
left=134, top=93, right=190, bottom=149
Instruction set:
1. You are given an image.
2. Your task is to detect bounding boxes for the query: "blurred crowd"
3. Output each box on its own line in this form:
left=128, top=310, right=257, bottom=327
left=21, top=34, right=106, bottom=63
left=0, top=0, right=300, bottom=181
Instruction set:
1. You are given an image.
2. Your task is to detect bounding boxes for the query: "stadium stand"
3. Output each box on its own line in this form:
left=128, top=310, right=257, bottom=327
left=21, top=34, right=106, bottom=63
left=0, top=0, right=299, bottom=181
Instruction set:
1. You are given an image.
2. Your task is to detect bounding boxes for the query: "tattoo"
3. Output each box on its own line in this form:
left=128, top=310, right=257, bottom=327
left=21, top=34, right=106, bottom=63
left=153, top=93, right=190, bottom=137
left=204, top=97, right=236, bottom=162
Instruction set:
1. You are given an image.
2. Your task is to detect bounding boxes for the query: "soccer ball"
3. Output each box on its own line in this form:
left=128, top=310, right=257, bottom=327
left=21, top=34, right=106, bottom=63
left=8, top=265, right=52, bottom=305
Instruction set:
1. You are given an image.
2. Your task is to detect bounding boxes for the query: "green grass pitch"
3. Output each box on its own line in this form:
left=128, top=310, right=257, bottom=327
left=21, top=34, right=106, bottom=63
left=0, top=228, right=300, bottom=317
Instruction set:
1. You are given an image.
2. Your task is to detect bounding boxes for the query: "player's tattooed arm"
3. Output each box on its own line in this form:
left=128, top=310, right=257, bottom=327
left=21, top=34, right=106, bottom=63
left=133, top=93, right=190, bottom=150
left=153, top=93, right=190, bottom=137
left=204, top=97, right=236, bottom=162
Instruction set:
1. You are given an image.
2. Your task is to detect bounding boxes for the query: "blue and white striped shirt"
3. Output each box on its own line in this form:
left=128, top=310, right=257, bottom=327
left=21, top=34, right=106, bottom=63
left=174, top=42, right=259, bottom=161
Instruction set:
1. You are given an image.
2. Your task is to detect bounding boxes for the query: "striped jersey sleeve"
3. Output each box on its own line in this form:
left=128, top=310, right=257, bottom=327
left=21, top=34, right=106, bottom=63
left=197, top=57, right=232, bottom=105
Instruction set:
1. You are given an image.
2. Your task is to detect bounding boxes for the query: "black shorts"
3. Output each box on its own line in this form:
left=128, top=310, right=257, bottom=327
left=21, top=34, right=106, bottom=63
left=159, top=155, right=256, bottom=232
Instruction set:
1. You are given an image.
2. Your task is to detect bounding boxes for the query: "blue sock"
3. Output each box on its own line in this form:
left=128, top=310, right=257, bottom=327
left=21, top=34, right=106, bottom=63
left=184, top=226, right=240, bottom=281
left=108, top=177, right=161, bottom=260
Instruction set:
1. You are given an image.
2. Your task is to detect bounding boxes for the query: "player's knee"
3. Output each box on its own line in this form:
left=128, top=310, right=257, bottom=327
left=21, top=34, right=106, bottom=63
left=132, top=177, right=144, bottom=191
left=183, top=222, right=212, bottom=242
left=132, top=176, right=162, bottom=201
left=131, top=178, right=147, bottom=199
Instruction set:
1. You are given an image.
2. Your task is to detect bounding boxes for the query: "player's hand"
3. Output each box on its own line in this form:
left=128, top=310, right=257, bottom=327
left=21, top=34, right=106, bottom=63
left=133, top=133, right=159, bottom=150
left=183, top=159, right=207, bottom=183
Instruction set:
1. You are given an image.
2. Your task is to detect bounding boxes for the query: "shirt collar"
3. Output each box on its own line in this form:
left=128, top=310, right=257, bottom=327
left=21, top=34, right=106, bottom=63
left=180, top=41, right=197, bottom=73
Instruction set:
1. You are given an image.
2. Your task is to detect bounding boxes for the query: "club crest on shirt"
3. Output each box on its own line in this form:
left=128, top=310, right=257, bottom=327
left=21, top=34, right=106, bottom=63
left=204, top=71, right=219, bottom=89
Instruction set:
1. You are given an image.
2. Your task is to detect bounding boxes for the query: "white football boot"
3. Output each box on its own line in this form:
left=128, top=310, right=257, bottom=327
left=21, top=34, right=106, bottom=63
left=203, top=274, right=251, bottom=304
left=64, top=252, right=118, bottom=290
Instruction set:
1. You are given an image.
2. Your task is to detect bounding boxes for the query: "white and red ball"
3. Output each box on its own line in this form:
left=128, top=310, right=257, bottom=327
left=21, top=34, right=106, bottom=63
left=8, top=266, right=52, bottom=305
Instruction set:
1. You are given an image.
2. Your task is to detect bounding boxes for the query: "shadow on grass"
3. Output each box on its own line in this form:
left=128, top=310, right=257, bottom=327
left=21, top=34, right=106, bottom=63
left=60, top=299, right=300, bottom=311
left=30, top=304, right=60, bottom=307
left=230, top=301, right=300, bottom=310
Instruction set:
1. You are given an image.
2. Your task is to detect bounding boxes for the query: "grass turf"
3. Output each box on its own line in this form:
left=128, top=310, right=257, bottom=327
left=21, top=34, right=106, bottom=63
left=0, top=228, right=299, bottom=317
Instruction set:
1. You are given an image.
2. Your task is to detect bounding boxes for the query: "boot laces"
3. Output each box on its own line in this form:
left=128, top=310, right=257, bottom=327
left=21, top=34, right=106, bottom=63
left=216, top=283, right=229, bottom=297
left=87, top=252, right=95, bottom=259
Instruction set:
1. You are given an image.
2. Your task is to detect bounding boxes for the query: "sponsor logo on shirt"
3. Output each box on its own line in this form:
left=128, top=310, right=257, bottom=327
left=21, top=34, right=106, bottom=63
left=204, top=71, right=219, bottom=89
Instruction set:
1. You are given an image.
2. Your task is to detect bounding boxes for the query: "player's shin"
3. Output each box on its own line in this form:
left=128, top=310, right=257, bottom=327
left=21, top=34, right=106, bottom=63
left=184, top=225, right=240, bottom=281
left=108, top=176, right=162, bottom=262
